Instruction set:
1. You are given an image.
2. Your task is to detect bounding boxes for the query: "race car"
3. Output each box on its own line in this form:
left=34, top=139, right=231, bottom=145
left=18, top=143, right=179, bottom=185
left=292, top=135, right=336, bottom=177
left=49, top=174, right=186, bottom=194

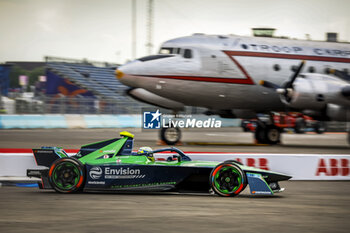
left=27, top=131, right=291, bottom=197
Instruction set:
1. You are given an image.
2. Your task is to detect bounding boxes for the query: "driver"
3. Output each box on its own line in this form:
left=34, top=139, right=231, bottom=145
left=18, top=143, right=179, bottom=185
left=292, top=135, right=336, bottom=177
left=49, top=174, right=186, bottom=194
left=137, top=146, right=155, bottom=162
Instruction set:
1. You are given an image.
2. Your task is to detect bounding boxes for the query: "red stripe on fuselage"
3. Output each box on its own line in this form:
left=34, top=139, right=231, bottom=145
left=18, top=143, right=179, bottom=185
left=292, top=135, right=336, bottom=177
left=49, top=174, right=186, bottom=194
left=132, top=50, right=350, bottom=84
left=223, top=51, right=350, bottom=63
left=142, top=75, right=254, bottom=84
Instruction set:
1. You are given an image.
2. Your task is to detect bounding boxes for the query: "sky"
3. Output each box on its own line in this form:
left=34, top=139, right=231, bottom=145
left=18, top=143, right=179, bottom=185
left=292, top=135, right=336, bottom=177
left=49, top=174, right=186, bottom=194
left=0, top=0, right=350, bottom=64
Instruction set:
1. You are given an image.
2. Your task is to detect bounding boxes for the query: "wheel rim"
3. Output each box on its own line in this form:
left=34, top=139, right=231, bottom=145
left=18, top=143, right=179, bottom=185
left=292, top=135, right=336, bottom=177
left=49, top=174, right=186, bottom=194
left=52, top=162, right=80, bottom=190
left=164, top=128, right=179, bottom=142
left=212, top=165, right=242, bottom=195
left=268, top=129, right=279, bottom=142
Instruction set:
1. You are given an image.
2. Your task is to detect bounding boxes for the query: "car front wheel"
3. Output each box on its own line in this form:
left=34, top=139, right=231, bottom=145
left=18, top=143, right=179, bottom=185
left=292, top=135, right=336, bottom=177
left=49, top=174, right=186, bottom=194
left=209, top=162, right=247, bottom=197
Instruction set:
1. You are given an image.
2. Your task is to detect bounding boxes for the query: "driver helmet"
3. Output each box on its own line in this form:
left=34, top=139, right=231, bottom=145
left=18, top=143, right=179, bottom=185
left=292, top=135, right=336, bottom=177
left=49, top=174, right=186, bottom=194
left=137, top=146, right=154, bottom=162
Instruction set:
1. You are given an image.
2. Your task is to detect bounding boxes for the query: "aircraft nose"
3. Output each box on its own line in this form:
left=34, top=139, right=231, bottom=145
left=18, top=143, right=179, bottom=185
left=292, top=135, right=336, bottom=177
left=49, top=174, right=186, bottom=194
left=115, top=69, right=124, bottom=80
left=115, top=66, right=138, bottom=87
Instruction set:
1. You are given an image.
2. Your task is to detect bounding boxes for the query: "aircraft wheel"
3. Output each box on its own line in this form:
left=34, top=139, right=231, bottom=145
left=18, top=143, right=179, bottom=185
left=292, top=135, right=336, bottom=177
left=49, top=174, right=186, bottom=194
left=314, top=121, right=326, bottom=134
left=264, top=125, right=281, bottom=144
left=254, top=125, right=267, bottom=144
left=160, top=126, right=181, bottom=145
left=295, top=118, right=306, bottom=134
left=49, top=157, right=85, bottom=193
left=210, top=162, right=247, bottom=197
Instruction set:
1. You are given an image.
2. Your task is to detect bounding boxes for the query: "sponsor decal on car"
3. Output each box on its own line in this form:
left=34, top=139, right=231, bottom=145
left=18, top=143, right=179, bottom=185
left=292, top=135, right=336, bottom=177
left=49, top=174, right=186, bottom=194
left=112, top=181, right=176, bottom=189
left=35, top=150, right=54, bottom=153
left=105, top=167, right=145, bottom=179
left=252, top=191, right=272, bottom=194
left=88, top=181, right=105, bottom=185
left=89, top=166, right=103, bottom=179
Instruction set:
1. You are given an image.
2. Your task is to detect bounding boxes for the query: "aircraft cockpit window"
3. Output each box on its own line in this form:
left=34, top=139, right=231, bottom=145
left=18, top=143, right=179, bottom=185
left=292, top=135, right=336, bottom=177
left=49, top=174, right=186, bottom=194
left=183, top=49, right=192, bottom=59
left=159, top=47, right=177, bottom=54
left=138, top=54, right=174, bottom=62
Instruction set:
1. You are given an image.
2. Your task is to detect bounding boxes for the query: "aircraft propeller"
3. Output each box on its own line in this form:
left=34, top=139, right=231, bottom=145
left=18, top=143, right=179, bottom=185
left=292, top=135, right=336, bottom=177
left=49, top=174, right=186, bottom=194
left=259, top=60, right=305, bottom=102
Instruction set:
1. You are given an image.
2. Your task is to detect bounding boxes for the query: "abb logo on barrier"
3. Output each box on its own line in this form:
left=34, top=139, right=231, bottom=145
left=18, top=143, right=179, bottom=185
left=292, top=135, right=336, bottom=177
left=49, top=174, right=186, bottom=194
left=235, top=158, right=269, bottom=170
left=316, top=158, right=349, bottom=176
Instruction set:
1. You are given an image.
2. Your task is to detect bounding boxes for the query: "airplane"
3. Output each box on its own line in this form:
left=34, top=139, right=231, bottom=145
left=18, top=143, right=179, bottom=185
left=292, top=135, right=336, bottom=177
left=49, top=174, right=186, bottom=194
left=115, top=33, right=350, bottom=145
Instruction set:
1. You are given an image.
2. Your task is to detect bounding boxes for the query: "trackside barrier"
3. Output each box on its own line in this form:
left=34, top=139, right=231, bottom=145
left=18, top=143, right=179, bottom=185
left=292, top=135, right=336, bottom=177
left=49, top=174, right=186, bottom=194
left=0, top=149, right=349, bottom=180
left=0, top=115, right=239, bottom=129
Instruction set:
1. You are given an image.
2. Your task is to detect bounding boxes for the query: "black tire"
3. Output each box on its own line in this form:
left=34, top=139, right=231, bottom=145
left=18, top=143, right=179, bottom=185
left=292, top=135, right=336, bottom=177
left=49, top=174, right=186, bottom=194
left=314, top=121, right=326, bottom=134
left=254, top=125, right=267, bottom=144
left=242, top=126, right=249, bottom=132
left=48, top=157, right=85, bottom=193
left=295, top=118, right=306, bottom=134
left=160, top=126, right=181, bottom=145
left=264, top=125, right=281, bottom=144
left=210, top=162, right=247, bottom=197
left=347, top=132, right=350, bottom=145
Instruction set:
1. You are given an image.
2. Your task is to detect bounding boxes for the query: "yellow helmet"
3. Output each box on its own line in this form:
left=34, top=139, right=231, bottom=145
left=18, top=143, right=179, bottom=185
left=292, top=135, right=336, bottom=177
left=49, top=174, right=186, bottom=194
left=137, top=147, right=154, bottom=162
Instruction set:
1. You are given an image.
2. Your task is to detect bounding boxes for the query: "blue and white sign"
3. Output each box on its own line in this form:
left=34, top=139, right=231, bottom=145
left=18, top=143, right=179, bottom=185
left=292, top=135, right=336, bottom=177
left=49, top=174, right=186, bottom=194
left=143, top=109, right=162, bottom=129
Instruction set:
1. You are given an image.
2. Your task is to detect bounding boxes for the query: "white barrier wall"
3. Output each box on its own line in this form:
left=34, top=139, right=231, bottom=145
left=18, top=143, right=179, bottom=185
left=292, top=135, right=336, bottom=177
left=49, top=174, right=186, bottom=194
left=0, top=115, right=241, bottom=129
left=0, top=152, right=349, bottom=180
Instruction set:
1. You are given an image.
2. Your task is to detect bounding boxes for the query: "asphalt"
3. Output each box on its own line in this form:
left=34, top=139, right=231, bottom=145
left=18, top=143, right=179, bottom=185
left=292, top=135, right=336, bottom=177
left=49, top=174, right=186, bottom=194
left=0, top=128, right=349, bottom=233
left=0, top=127, right=348, bottom=153
left=0, top=181, right=349, bottom=233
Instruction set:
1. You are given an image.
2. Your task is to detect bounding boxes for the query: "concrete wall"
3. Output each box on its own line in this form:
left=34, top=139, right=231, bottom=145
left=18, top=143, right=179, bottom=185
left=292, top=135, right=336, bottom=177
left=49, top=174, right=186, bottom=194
left=0, top=115, right=240, bottom=129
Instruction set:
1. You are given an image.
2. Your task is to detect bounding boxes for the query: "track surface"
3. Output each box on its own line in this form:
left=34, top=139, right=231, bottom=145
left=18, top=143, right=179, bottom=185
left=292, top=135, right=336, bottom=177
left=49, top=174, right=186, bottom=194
left=1, top=128, right=349, bottom=232
left=0, top=127, right=349, bottom=153
left=0, top=182, right=349, bottom=233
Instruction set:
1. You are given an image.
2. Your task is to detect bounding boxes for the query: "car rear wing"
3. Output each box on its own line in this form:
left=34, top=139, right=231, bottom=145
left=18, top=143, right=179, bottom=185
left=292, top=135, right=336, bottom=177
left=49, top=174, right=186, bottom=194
left=32, top=147, right=69, bottom=167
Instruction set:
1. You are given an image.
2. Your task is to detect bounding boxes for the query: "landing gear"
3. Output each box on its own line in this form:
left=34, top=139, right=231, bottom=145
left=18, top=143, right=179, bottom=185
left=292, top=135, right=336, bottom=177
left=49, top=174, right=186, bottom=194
left=255, top=123, right=281, bottom=145
left=294, top=118, right=306, bottom=134
left=314, top=121, right=326, bottom=134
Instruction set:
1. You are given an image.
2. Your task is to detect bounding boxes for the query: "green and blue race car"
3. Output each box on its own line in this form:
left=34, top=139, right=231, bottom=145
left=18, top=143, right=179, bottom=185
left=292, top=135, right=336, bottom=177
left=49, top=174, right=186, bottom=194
left=27, top=131, right=291, bottom=197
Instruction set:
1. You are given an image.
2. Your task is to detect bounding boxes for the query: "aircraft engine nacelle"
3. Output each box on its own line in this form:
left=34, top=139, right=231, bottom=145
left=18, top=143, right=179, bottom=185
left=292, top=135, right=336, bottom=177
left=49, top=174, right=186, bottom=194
left=127, top=88, right=185, bottom=111
left=326, top=104, right=350, bottom=121
left=280, top=75, right=350, bottom=111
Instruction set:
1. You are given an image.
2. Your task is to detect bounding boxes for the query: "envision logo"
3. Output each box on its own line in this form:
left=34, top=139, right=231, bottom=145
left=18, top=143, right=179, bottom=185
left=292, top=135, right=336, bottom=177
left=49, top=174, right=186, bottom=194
left=105, top=167, right=145, bottom=179
left=105, top=167, right=140, bottom=175
left=89, top=166, right=102, bottom=179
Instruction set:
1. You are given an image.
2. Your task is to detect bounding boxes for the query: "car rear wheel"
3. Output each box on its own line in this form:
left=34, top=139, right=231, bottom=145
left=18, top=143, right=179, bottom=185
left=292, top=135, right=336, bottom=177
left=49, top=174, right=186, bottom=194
left=210, top=162, right=247, bottom=197
left=49, top=158, right=85, bottom=193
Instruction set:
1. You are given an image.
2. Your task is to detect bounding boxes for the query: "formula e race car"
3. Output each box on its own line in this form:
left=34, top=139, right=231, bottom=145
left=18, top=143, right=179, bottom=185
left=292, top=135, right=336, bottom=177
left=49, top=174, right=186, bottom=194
left=27, top=131, right=291, bottom=197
